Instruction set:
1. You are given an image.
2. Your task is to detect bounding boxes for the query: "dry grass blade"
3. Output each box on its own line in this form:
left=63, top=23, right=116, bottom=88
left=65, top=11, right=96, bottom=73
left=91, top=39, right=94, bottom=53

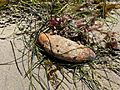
left=10, top=40, right=23, bottom=76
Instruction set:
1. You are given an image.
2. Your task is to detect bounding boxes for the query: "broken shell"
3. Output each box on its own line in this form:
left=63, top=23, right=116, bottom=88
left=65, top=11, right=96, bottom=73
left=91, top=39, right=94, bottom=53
left=38, top=33, right=96, bottom=63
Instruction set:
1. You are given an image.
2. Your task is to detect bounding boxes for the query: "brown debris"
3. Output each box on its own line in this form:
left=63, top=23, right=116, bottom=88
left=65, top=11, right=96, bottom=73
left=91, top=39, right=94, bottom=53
left=104, top=31, right=118, bottom=50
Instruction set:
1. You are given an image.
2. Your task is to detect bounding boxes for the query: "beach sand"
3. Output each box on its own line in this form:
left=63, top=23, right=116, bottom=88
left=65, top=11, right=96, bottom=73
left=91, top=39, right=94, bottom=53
left=0, top=13, right=120, bottom=90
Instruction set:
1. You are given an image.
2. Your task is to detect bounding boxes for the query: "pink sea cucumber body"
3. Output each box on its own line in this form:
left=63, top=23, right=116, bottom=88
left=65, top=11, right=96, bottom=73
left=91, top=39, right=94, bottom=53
left=38, top=33, right=96, bottom=63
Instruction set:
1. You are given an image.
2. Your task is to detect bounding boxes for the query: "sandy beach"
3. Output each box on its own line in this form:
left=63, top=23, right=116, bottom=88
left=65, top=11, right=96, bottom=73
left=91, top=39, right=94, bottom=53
left=0, top=8, right=120, bottom=90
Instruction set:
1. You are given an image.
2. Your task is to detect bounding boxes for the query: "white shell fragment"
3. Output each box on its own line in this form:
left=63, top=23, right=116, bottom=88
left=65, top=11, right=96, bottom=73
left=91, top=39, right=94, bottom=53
left=38, top=33, right=96, bottom=63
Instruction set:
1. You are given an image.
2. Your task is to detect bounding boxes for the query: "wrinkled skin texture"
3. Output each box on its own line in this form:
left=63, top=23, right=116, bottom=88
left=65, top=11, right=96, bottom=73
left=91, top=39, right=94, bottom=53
left=38, top=33, right=96, bottom=63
